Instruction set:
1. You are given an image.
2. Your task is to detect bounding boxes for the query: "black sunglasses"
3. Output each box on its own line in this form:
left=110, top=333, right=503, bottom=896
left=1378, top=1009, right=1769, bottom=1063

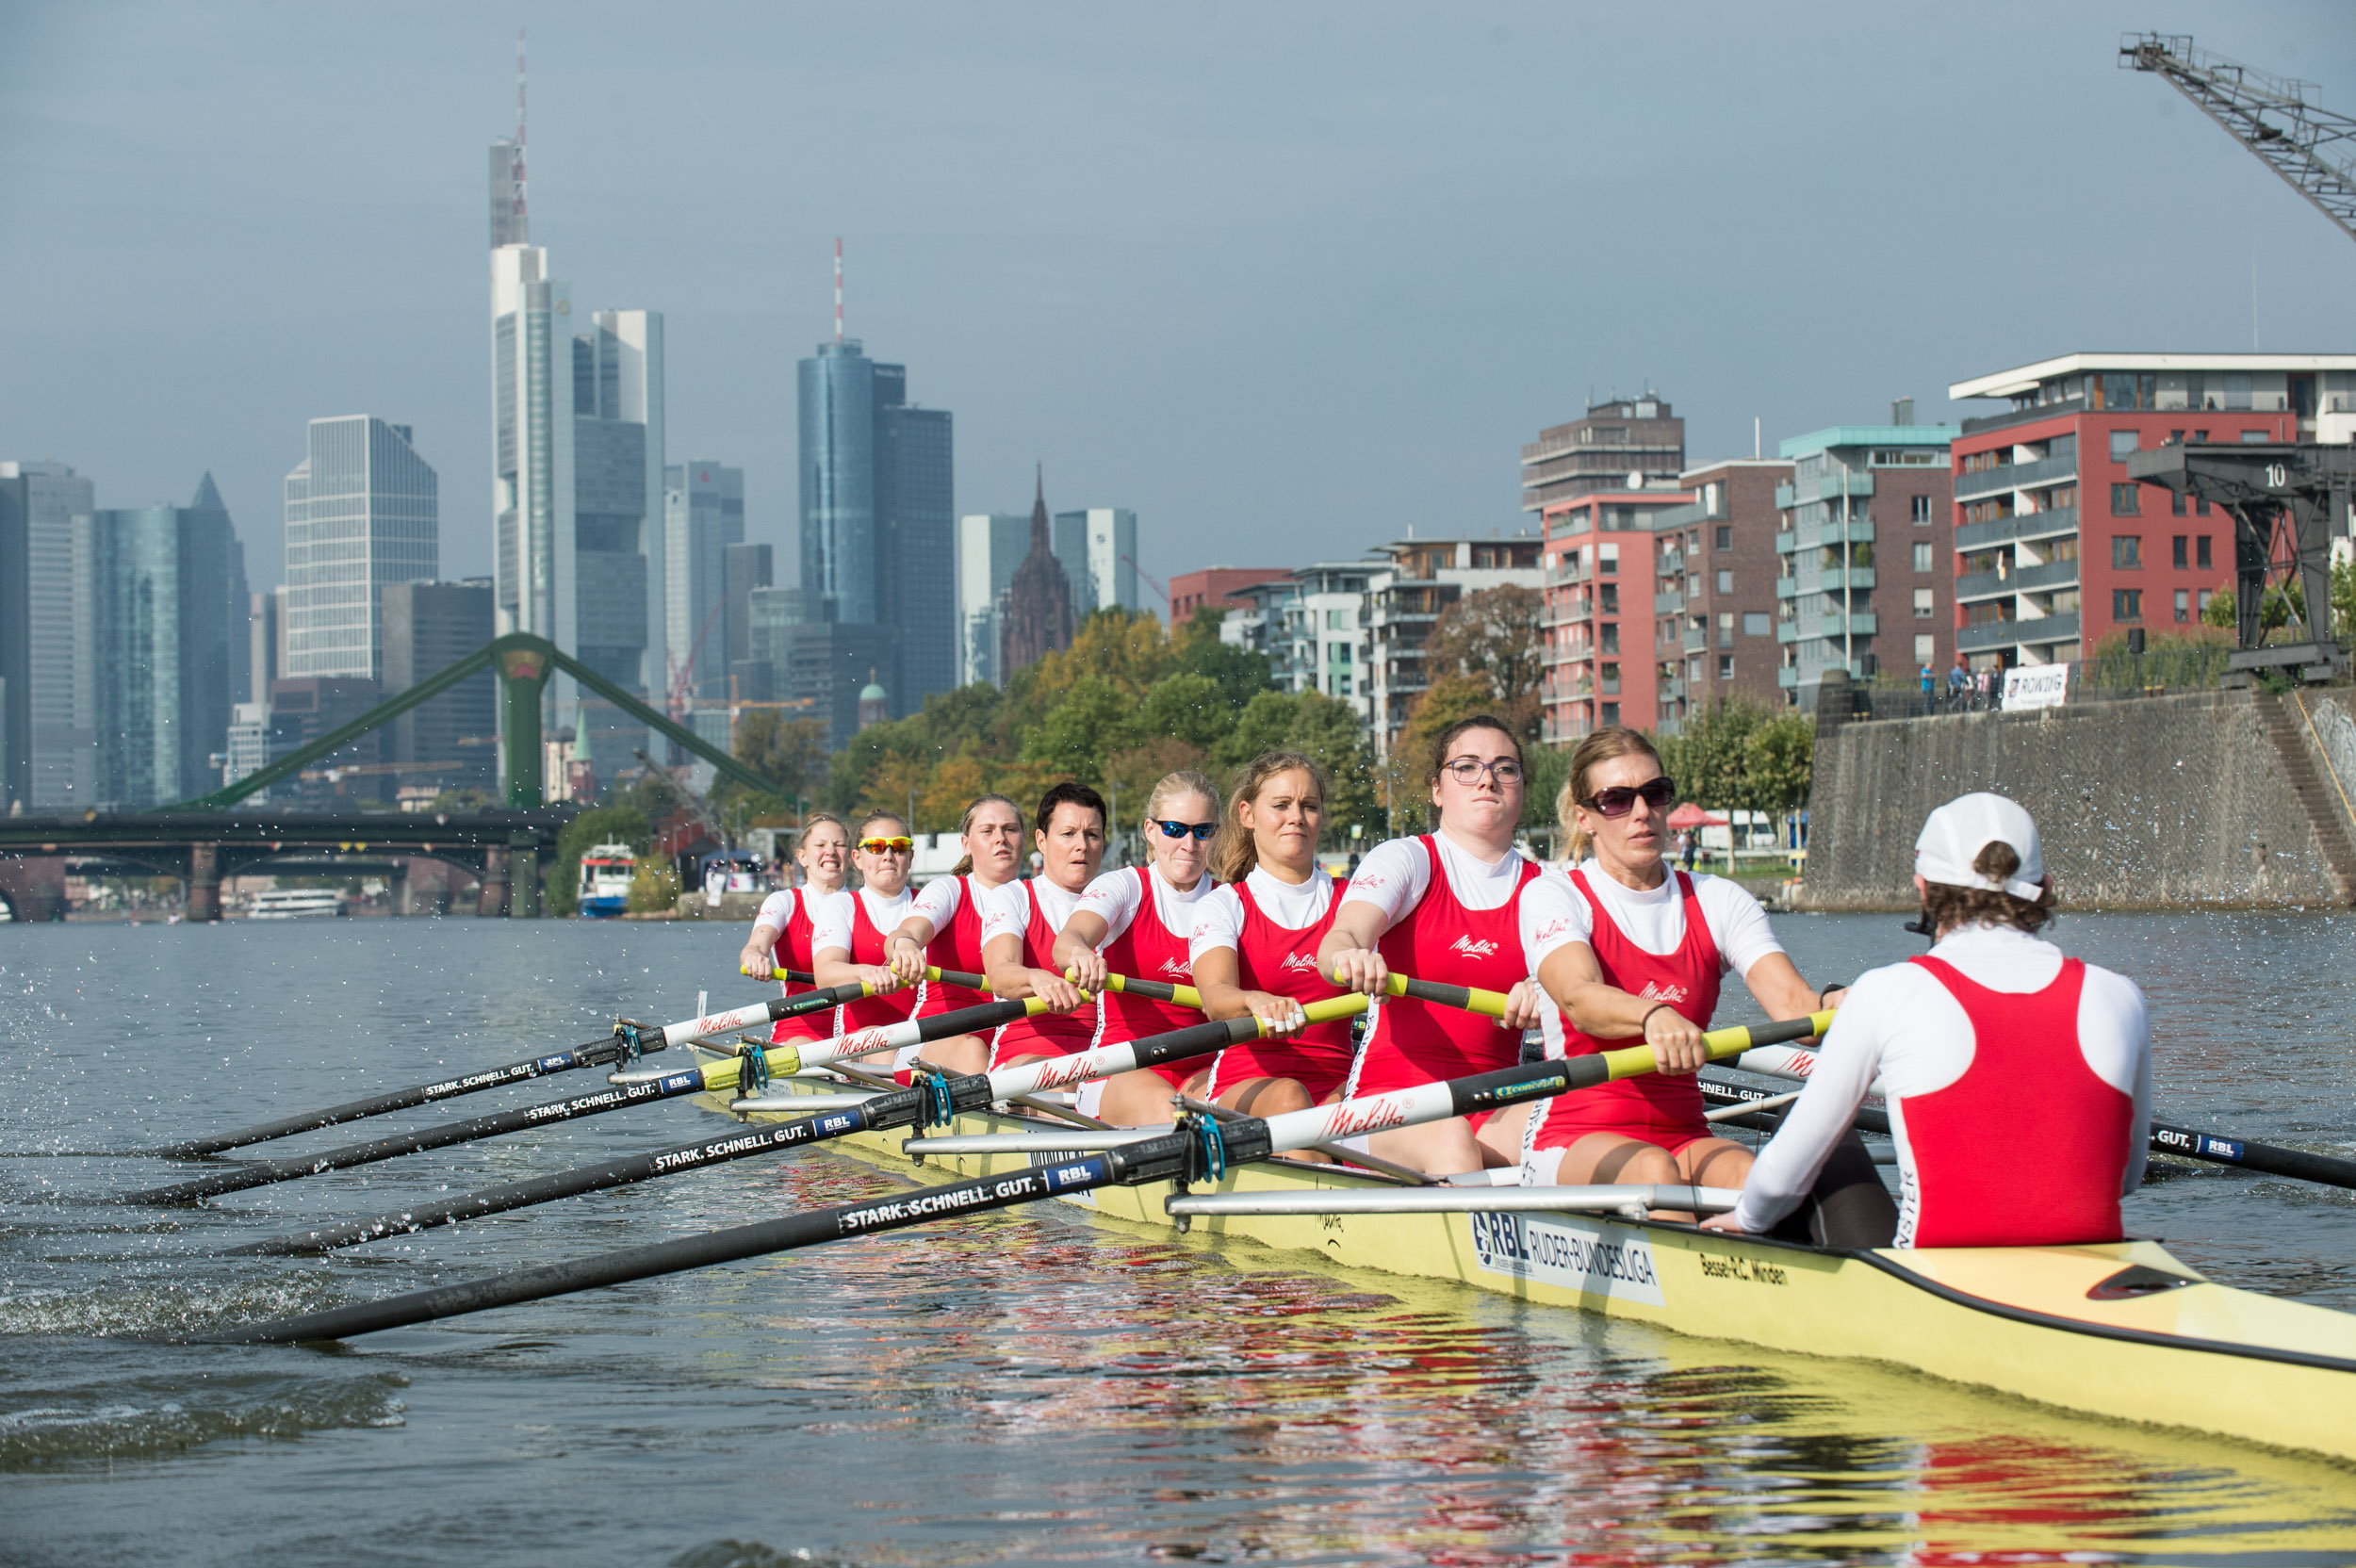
left=1154, top=820, right=1219, bottom=841
left=1579, top=776, right=1676, bottom=818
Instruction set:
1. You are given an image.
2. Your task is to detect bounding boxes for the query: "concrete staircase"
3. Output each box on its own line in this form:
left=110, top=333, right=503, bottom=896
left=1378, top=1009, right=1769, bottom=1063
left=2257, top=694, right=2356, bottom=905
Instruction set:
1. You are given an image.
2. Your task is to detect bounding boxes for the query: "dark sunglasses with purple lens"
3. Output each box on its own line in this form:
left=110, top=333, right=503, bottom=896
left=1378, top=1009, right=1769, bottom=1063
left=1579, top=776, right=1676, bottom=818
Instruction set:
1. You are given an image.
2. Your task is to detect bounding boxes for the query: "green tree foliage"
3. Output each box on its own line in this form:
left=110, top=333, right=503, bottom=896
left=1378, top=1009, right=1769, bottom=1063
left=1656, top=699, right=1813, bottom=819
left=548, top=803, right=653, bottom=917
left=1420, top=584, right=1546, bottom=743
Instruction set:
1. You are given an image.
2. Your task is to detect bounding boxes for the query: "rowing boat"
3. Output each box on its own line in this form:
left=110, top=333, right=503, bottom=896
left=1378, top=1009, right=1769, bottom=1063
left=695, top=1070, right=2356, bottom=1463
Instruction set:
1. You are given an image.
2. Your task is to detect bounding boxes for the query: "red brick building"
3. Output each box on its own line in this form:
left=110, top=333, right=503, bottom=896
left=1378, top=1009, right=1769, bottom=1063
left=1653, top=459, right=1791, bottom=727
left=1169, top=565, right=1291, bottom=627
left=1538, top=487, right=1693, bottom=741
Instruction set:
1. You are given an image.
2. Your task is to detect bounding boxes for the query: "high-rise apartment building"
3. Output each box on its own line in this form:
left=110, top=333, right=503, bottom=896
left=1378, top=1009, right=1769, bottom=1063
left=487, top=143, right=663, bottom=782
left=957, top=512, right=1030, bottom=687
left=1520, top=394, right=1687, bottom=515
left=282, top=416, right=438, bottom=682
left=797, top=336, right=955, bottom=718
left=1647, top=459, right=1792, bottom=727
left=1946, top=353, right=2356, bottom=669
left=661, top=461, right=744, bottom=707
left=1359, top=533, right=1546, bottom=756
left=1220, top=563, right=1380, bottom=702
left=0, top=461, right=95, bottom=806
left=74, top=480, right=245, bottom=807
left=381, top=579, right=497, bottom=794
left=1775, top=417, right=1956, bottom=706
left=1538, top=486, right=1695, bottom=742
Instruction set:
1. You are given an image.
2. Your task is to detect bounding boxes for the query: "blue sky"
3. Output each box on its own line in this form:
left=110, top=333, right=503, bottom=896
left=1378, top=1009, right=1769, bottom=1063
left=3, top=1, right=2351, bottom=596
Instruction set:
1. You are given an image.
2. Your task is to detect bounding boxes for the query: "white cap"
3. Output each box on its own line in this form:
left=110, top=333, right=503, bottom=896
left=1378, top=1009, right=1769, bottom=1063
left=1914, top=792, right=2045, bottom=901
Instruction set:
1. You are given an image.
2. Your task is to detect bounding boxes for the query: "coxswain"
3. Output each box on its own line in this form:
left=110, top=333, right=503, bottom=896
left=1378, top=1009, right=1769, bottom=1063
left=739, top=812, right=852, bottom=1045
left=979, top=781, right=1107, bottom=1097
left=1317, top=715, right=1548, bottom=1173
left=1191, top=752, right=1348, bottom=1117
left=1709, top=793, right=2151, bottom=1249
left=883, top=793, right=1027, bottom=1079
left=1518, top=727, right=1848, bottom=1222
left=809, top=810, right=921, bottom=1062
left=1057, top=770, right=1222, bottom=1125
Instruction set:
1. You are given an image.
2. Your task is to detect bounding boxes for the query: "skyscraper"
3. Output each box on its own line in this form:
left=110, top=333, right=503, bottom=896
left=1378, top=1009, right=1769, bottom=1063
left=0, top=461, right=95, bottom=807
left=1052, top=506, right=1141, bottom=616
left=999, top=472, right=1073, bottom=680
left=488, top=133, right=663, bottom=782
left=74, top=479, right=243, bottom=808
left=0, top=471, right=27, bottom=808
left=283, top=416, right=438, bottom=681
left=662, top=460, right=744, bottom=708
left=796, top=329, right=954, bottom=720
left=956, top=511, right=1030, bottom=687
left=381, top=579, right=497, bottom=793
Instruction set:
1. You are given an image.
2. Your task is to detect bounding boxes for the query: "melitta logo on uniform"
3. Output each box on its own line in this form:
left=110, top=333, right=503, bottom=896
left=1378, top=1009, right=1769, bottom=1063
left=1448, top=935, right=1501, bottom=959
left=1637, top=980, right=1690, bottom=1005
left=1279, top=952, right=1321, bottom=973
left=1156, top=958, right=1193, bottom=980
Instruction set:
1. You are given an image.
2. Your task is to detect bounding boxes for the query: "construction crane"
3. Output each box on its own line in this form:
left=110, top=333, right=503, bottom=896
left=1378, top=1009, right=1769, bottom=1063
left=2122, top=33, right=2356, bottom=246
left=1122, top=553, right=1170, bottom=606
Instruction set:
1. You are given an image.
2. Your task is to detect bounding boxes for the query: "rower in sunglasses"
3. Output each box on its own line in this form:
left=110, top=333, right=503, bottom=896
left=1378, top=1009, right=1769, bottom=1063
left=1516, top=727, right=1846, bottom=1219
left=1056, top=769, right=1223, bottom=1125
left=810, top=809, right=921, bottom=1035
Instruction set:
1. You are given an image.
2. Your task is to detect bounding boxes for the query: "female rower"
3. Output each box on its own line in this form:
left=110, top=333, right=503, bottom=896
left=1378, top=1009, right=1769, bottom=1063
left=1708, top=793, right=2148, bottom=1249
left=978, top=781, right=1106, bottom=1092
left=1518, top=727, right=1842, bottom=1217
left=810, top=810, right=920, bottom=1056
left=883, top=793, right=1027, bottom=1078
left=1057, top=770, right=1222, bottom=1125
left=1191, top=752, right=1350, bottom=1117
left=1318, top=714, right=1548, bottom=1173
left=739, top=812, right=852, bottom=1044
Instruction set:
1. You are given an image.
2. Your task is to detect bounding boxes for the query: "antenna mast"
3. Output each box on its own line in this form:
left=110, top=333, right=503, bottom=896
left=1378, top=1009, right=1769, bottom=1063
left=833, top=237, right=843, bottom=343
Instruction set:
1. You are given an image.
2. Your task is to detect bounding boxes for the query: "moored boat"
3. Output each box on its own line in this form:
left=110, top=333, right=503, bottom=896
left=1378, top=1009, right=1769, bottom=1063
left=699, top=1071, right=2356, bottom=1463
left=577, top=843, right=637, bottom=919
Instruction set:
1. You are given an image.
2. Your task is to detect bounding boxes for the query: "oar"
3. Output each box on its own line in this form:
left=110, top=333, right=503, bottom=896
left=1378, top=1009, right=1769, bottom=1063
left=120, top=997, right=1034, bottom=1206
left=1383, top=972, right=1512, bottom=1018
left=769, top=966, right=993, bottom=992
left=1088, top=973, right=1205, bottom=1011
left=231, top=995, right=1369, bottom=1256
left=153, top=983, right=870, bottom=1161
left=191, top=1010, right=1825, bottom=1344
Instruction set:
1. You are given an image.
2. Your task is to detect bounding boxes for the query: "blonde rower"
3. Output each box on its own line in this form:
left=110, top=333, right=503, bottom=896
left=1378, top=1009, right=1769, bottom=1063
left=1059, top=770, right=1222, bottom=1126
left=883, top=794, right=1027, bottom=1079
left=739, top=812, right=852, bottom=1045
left=810, top=810, right=920, bottom=1046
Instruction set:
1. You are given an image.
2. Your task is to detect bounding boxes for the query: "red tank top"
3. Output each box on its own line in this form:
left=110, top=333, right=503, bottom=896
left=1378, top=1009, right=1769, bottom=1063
left=837, top=890, right=919, bottom=1033
left=1098, top=868, right=1204, bottom=1042
left=915, top=875, right=993, bottom=1020
left=989, top=879, right=1099, bottom=1060
left=768, top=888, right=836, bottom=1045
left=1547, top=870, right=1721, bottom=1139
left=1234, top=875, right=1350, bottom=1055
left=1903, top=956, right=2131, bottom=1248
left=1356, top=837, right=1540, bottom=1089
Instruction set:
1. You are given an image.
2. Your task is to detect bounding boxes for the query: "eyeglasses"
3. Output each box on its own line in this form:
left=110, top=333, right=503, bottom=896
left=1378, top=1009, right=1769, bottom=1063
left=1154, top=820, right=1219, bottom=841
left=857, top=836, right=914, bottom=854
left=1442, top=758, right=1524, bottom=786
left=1579, top=777, right=1676, bottom=818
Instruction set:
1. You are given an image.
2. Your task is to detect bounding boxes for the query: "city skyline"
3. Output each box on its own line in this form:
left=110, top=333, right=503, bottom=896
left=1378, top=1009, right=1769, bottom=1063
left=8, top=5, right=2351, bottom=610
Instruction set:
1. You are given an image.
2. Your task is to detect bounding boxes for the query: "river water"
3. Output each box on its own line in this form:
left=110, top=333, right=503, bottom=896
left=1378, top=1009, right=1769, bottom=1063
left=3, top=912, right=2354, bottom=1565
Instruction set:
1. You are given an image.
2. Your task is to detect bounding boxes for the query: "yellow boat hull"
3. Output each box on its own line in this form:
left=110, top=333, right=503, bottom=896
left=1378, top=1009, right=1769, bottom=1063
left=700, top=1079, right=2356, bottom=1463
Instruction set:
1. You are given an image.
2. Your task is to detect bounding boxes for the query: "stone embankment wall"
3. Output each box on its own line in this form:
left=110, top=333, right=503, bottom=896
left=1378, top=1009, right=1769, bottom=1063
left=1796, top=689, right=2356, bottom=910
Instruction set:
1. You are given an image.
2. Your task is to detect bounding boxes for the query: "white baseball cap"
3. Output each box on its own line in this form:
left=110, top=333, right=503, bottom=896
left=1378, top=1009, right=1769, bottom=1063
left=1915, top=792, right=2046, bottom=901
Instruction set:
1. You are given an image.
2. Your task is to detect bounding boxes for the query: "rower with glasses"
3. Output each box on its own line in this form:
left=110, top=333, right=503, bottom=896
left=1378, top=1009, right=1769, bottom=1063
left=1517, top=727, right=1847, bottom=1216
left=810, top=810, right=922, bottom=1043
left=1318, top=715, right=1551, bottom=1174
left=739, top=812, right=854, bottom=1046
left=1058, top=770, right=1224, bottom=1125
left=882, top=794, right=1027, bottom=1079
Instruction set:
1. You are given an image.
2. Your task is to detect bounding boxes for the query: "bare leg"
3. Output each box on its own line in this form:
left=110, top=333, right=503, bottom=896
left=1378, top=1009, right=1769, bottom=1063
left=915, top=1033, right=990, bottom=1077
left=1364, top=1115, right=1499, bottom=1177
left=1475, top=1102, right=1533, bottom=1167
left=1096, top=1066, right=1194, bottom=1127
left=1214, top=1076, right=1328, bottom=1162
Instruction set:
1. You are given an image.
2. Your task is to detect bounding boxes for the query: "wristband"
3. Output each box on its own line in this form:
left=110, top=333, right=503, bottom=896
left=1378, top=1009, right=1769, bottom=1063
left=1640, top=1002, right=1676, bottom=1037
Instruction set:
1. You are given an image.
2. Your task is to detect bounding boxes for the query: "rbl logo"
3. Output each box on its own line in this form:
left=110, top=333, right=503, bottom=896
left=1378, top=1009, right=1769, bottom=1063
left=1449, top=934, right=1501, bottom=959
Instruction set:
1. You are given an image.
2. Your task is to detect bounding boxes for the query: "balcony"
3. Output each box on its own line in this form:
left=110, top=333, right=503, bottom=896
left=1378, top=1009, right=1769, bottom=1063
left=1812, top=565, right=1875, bottom=592
left=1953, top=452, right=2077, bottom=502
left=1775, top=578, right=1798, bottom=599
left=1792, top=518, right=1875, bottom=554
left=1956, top=559, right=2077, bottom=603
left=1599, top=677, right=1621, bottom=695
left=1660, top=677, right=1686, bottom=702
left=1654, top=589, right=1685, bottom=615
left=1955, top=612, right=2079, bottom=653
left=1955, top=505, right=2078, bottom=553
left=1680, top=624, right=1707, bottom=653
left=1546, top=561, right=1591, bottom=588
left=1777, top=666, right=1799, bottom=689
left=1658, top=548, right=1685, bottom=577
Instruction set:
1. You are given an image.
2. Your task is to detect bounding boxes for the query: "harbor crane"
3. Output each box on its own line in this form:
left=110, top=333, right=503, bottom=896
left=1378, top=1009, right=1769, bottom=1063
left=2120, top=33, right=2356, bottom=247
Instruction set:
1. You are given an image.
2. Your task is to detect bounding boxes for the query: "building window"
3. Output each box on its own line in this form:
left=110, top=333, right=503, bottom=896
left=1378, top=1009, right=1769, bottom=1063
left=1716, top=569, right=1733, bottom=594
left=1601, top=703, right=1620, bottom=727
left=2242, top=430, right=2269, bottom=443
left=2114, top=588, right=2143, bottom=622
left=1911, top=495, right=1932, bottom=525
left=2197, top=535, right=2213, bottom=569
left=1718, top=655, right=1734, bottom=679
left=1913, top=588, right=1935, bottom=618
left=2174, top=589, right=2190, bottom=623
left=2192, top=430, right=2209, bottom=444
left=1598, top=543, right=1619, bottom=572
left=2198, top=588, right=2215, bottom=614
left=2112, top=535, right=2142, bottom=569
left=1742, top=612, right=1770, bottom=637
left=1717, top=612, right=1735, bottom=648
left=2197, top=497, right=2211, bottom=517
left=1912, top=543, right=1934, bottom=573
left=2110, top=482, right=2140, bottom=516
left=2172, top=535, right=2187, bottom=568
left=1598, top=584, right=1618, bottom=613
left=2109, top=430, right=2140, bottom=462
left=1914, top=633, right=1936, bottom=664
left=1325, top=609, right=1350, bottom=629
left=2170, top=490, right=2185, bottom=515
left=1714, top=525, right=1732, bottom=550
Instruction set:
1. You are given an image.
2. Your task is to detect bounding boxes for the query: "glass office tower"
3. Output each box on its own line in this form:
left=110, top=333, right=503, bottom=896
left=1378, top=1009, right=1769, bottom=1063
left=283, top=416, right=438, bottom=681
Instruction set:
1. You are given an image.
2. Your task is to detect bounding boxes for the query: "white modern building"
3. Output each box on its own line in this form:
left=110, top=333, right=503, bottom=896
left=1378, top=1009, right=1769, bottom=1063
left=1361, top=533, right=1545, bottom=758
left=282, top=416, right=438, bottom=681
left=957, top=511, right=1030, bottom=687
left=662, top=461, right=744, bottom=707
left=1053, top=507, right=1142, bottom=616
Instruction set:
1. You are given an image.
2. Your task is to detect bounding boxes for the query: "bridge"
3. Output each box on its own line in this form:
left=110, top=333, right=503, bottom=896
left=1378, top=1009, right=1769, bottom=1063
left=0, top=633, right=796, bottom=922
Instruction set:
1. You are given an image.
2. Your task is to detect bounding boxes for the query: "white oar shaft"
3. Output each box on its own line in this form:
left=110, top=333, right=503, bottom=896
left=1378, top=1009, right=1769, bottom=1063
left=1729, top=1042, right=1884, bottom=1099
left=987, top=1037, right=1151, bottom=1101
left=659, top=1001, right=788, bottom=1048
left=1261, top=1080, right=1463, bottom=1154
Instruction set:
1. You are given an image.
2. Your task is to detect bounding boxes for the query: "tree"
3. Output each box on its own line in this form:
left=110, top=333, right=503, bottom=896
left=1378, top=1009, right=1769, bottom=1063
left=1024, top=674, right=1143, bottom=783
left=1139, top=671, right=1235, bottom=752
left=1217, top=689, right=1303, bottom=771
left=1395, top=672, right=1503, bottom=776
left=1285, top=689, right=1378, bottom=842
left=1423, top=584, right=1546, bottom=741
left=1171, top=610, right=1276, bottom=712
left=731, top=711, right=829, bottom=802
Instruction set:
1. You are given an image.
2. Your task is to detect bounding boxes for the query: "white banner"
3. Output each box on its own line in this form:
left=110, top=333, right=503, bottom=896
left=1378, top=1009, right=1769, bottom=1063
left=2002, top=663, right=2070, bottom=710
left=1465, top=1211, right=1667, bottom=1305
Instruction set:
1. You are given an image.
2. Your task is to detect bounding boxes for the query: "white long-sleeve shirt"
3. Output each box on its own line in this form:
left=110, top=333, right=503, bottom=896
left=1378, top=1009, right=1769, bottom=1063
left=1729, top=923, right=2151, bottom=1243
